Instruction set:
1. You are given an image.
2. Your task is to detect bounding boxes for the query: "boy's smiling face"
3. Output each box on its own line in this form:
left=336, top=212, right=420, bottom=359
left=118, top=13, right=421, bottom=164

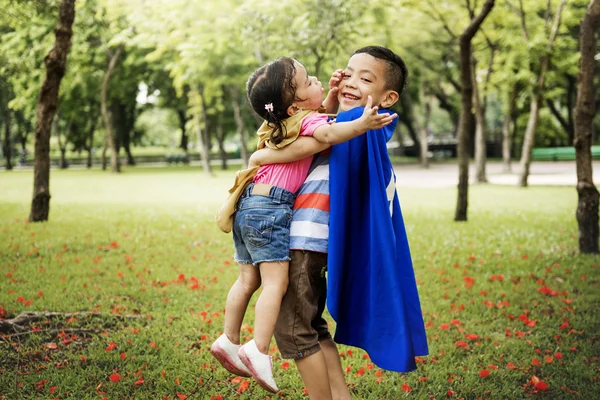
left=337, top=53, right=399, bottom=112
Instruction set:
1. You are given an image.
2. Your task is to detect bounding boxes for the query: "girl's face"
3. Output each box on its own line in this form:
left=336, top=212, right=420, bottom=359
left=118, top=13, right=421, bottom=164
left=291, top=62, right=325, bottom=112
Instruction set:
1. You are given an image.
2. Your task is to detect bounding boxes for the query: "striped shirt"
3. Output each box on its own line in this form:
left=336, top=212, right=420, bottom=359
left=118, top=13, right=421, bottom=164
left=289, top=151, right=330, bottom=253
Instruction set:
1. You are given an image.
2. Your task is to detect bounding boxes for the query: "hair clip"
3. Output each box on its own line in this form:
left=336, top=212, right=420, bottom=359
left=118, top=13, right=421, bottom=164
left=264, top=103, right=274, bottom=112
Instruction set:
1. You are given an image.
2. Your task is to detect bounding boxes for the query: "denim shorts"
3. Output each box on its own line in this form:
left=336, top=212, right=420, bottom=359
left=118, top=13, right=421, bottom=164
left=232, top=183, right=295, bottom=266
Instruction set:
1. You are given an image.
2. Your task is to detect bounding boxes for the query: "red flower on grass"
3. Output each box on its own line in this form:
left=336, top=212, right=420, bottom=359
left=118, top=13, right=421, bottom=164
left=236, top=380, right=249, bottom=393
left=464, top=276, right=475, bottom=289
left=109, top=373, right=121, bottom=382
left=529, top=376, right=549, bottom=391
left=479, top=369, right=490, bottom=378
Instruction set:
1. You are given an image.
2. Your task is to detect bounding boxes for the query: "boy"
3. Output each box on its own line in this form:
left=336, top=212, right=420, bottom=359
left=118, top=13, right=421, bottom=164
left=251, top=46, right=427, bottom=399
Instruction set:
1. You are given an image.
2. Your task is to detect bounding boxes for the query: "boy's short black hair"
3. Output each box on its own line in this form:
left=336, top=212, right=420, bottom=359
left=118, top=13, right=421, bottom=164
left=353, top=46, right=408, bottom=96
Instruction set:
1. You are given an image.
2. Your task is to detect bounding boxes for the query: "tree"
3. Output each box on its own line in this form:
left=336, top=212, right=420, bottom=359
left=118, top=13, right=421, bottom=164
left=2, top=102, right=12, bottom=171
left=473, top=40, right=497, bottom=183
left=420, top=96, right=431, bottom=168
left=29, top=0, right=76, bottom=223
left=517, top=0, right=568, bottom=187
left=574, top=0, right=600, bottom=253
left=101, top=46, right=123, bottom=173
left=455, top=0, right=495, bottom=222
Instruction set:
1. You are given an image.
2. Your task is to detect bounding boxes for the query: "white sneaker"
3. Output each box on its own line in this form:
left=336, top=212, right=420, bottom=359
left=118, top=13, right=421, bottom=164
left=238, top=339, right=278, bottom=393
left=210, top=334, right=251, bottom=377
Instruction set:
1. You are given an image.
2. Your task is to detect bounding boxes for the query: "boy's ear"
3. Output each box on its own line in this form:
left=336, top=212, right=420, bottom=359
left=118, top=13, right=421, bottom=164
left=379, top=90, right=399, bottom=109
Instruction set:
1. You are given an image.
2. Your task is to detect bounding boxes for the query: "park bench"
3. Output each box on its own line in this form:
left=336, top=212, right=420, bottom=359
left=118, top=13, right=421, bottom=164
left=531, top=146, right=600, bottom=161
left=165, top=153, right=189, bottom=164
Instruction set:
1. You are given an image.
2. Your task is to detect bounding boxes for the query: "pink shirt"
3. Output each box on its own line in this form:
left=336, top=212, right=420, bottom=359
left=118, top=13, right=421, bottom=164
left=253, top=113, right=329, bottom=193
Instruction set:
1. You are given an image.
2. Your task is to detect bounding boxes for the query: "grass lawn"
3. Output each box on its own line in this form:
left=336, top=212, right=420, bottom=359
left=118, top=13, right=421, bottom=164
left=0, top=166, right=599, bottom=399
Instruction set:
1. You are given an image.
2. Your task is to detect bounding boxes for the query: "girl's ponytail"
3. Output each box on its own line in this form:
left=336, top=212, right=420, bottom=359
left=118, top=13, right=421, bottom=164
left=246, top=58, right=297, bottom=146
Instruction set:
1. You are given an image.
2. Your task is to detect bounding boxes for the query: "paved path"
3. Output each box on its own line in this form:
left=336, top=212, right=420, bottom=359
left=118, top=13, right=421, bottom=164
left=3, top=159, right=597, bottom=189
left=393, top=160, right=600, bottom=188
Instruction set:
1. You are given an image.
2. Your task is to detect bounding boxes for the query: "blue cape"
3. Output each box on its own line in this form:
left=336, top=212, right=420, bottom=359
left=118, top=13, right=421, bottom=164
left=328, top=107, right=429, bottom=372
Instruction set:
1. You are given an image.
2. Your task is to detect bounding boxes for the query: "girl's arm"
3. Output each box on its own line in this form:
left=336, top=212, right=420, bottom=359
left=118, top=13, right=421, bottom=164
left=249, top=137, right=330, bottom=167
left=312, top=96, right=398, bottom=145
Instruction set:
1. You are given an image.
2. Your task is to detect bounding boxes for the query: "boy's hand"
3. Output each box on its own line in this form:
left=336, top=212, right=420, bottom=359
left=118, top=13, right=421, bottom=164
left=358, top=96, right=398, bottom=131
left=328, top=69, right=344, bottom=97
left=323, top=69, right=343, bottom=115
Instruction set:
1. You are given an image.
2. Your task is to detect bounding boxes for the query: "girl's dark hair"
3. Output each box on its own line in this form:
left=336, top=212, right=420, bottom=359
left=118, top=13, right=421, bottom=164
left=246, top=57, right=298, bottom=146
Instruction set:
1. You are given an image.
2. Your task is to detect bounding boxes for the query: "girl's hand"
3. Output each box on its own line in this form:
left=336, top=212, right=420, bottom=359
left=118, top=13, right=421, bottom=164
left=249, top=150, right=265, bottom=167
left=359, top=96, right=398, bottom=131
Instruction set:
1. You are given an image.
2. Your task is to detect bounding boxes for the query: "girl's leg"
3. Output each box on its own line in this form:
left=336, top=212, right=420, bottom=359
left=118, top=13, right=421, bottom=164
left=253, top=261, right=289, bottom=353
left=223, top=263, right=261, bottom=344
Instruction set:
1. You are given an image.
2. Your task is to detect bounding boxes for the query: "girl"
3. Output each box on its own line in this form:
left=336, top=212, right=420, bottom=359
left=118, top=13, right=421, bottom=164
left=211, top=57, right=397, bottom=393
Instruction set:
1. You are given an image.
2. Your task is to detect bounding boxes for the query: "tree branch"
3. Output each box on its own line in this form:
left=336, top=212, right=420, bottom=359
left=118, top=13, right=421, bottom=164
left=424, top=0, right=459, bottom=39
left=517, top=0, right=530, bottom=41
left=0, top=311, right=145, bottom=334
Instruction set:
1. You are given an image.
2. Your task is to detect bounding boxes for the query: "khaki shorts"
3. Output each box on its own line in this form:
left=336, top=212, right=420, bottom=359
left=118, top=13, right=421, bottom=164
left=274, top=250, right=332, bottom=359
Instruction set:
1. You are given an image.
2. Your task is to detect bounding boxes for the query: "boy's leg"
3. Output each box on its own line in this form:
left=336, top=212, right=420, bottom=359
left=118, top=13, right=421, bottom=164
left=295, top=350, right=333, bottom=400
left=274, top=250, right=339, bottom=399
left=223, top=263, right=261, bottom=343
left=320, top=338, right=352, bottom=400
left=254, top=261, right=289, bottom=353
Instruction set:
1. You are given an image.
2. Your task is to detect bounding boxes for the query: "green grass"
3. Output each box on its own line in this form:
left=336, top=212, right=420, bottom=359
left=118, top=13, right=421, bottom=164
left=0, top=166, right=599, bottom=399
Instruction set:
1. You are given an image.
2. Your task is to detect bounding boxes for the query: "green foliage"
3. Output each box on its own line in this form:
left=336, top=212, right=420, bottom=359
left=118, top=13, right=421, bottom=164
left=0, top=0, right=596, bottom=159
left=135, top=107, right=180, bottom=147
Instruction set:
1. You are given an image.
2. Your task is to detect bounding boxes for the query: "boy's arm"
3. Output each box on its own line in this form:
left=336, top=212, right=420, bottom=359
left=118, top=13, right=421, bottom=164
left=249, top=137, right=330, bottom=167
left=322, top=69, right=343, bottom=114
left=312, top=96, right=398, bottom=145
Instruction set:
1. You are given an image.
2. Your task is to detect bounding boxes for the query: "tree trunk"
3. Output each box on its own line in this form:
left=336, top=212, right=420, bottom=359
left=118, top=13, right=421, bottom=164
left=435, top=90, right=459, bottom=136
left=455, top=0, right=495, bottom=222
left=397, top=94, right=421, bottom=157
left=199, top=86, right=213, bottom=175
left=55, top=116, right=70, bottom=169
left=3, top=106, right=12, bottom=171
left=503, top=84, right=518, bottom=172
left=101, top=136, right=108, bottom=170
left=15, top=110, right=32, bottom=161
left=191, top=87, right=212, bottom=176
left=29, top=0, right=75, bottom=222
left=567, top=73, right=576, bottom=145
left=112, top=99, right=136, bottom=166
left=177, top=109, right=188, bottom=153
left=547, top=99, right=575, bottom=145
left=472, top=59, right=488, bottom=183
left=101, top=47, right=122, bottom=174
left=420, top=99, right=431, bottom=168
left=86, top=115, right=96, bottom=169
left=502, top=116, right=512, bottom=172
left=574, top=0, right=600, bottom=254
left=229, top=86, right=250, bottom=168
left=518, top=0, right=567, bottom=187
left=216, top=117, right=228, bottom=170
